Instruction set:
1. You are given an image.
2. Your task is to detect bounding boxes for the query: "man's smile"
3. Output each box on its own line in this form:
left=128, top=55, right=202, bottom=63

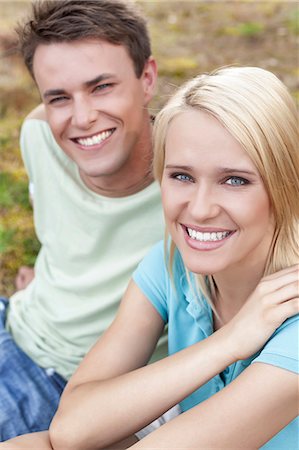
left=72, top=128, right=116, bottom=148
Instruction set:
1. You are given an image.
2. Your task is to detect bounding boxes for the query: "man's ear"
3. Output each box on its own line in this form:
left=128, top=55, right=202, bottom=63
left=141, top=57, right=158, bottom=105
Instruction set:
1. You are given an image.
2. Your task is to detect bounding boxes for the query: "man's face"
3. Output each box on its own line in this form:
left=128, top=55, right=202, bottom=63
left=33, top=39, right=156, bottom=193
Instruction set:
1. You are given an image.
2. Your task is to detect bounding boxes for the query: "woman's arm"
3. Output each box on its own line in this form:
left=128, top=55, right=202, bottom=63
left=130, top=362, right=298, bottom=449
left=49, top=280, right=238, bottom=450
left=49, top=280, right=165, bottom=449
left=130, top=266, right=299, bottom=449
left=50, top=265, right=298, bottom=450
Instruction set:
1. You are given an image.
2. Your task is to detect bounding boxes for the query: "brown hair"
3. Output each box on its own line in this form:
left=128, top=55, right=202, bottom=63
left=16, top=0, right=151, bottom=79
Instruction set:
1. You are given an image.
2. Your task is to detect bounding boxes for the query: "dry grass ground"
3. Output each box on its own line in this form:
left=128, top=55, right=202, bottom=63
left=0, top=0, right=298, bottom=296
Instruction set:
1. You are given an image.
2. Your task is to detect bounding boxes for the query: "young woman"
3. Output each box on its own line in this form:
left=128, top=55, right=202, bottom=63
left=2, top=67, right=298, bottom=449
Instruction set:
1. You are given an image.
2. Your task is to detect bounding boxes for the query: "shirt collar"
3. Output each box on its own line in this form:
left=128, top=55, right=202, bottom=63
left=180, top=269, right=213, bottom=338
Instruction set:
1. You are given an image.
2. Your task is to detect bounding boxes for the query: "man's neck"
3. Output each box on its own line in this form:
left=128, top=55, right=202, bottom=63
left=79, top=168, right=155, bottom=198
left=79, top=115, right=155, bottom=198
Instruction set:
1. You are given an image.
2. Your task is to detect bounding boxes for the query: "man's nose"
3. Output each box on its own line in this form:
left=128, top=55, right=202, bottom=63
left=71, top=98, right=97, bottom=129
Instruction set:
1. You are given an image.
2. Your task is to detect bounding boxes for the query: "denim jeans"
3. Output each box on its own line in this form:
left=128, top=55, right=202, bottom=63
left=0, top=297, right=67, bottom=441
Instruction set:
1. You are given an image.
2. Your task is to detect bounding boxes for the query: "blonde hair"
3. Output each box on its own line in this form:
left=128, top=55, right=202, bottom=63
left=153, top=66, right=299, bottom=305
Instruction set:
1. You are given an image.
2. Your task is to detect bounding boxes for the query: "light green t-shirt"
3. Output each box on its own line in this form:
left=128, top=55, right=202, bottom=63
left=7, top=119, right=166, bottom=380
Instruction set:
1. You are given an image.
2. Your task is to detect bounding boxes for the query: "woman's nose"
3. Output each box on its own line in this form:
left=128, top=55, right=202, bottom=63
left=188, top=184, right=221, bottom=221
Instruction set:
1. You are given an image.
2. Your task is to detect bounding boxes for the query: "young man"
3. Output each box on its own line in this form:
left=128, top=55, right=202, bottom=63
left=0, top=0, right=166, bottom=440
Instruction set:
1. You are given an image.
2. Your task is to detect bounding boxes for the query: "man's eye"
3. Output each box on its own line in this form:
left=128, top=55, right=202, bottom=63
left=49, top=96, right=68, bottom=104
left=225, top=176, right=249, bottom=186
left=94, top=83, right=113, bottom=92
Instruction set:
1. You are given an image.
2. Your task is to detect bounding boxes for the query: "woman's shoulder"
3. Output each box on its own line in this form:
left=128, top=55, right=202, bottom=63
left=133, top=240, right=169, bottom=284
left=132, top=240, right=168, bottom=321
left=132, top=240, right=186, bottom=321
left=134, top=240, right=184, bottom=277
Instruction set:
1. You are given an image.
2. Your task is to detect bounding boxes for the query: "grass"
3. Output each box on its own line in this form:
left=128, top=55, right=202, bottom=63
left=0, top=0, right=298, bottom=297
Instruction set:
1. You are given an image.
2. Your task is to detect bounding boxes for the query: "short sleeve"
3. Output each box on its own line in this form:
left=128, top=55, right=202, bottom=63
left=20, top=119, right=35, bottom=183
left=132, top=240, right=169, bottom=323
left=20, top=119, right=66, bottom=187
left=20, top=119, right=54, bottom=184
left=252, top=315, right=299, bottom=374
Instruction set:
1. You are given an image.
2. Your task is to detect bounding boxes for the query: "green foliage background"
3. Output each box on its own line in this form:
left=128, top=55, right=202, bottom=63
left=0, top=0, right=298, bottom=296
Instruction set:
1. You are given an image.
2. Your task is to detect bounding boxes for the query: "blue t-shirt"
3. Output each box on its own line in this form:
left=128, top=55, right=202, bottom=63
left=133, top=241, right=299, bottom=450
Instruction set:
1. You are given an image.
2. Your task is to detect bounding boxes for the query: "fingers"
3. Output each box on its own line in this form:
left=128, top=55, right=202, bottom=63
left=262, top=278, right=299, bottom=305
left=276, top=279, right=299, bottom=304
left=273, top=298, right=299, bottom=324
left=262, top=264, right=298, bottom=282
left=258, top=265, right=299, bottom=300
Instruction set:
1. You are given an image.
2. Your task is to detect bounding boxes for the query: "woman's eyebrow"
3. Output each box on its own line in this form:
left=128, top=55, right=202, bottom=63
left=217, top=167, right=257, bottom=176
left=164, top=164, right=193, bottom=170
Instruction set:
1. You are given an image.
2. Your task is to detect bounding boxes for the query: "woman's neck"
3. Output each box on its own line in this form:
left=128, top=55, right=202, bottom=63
left=212, top=257, right=268, bottom=328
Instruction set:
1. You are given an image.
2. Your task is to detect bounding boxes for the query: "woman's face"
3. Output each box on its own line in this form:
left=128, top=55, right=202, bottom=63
left=161, top=109, right=274, bottom=276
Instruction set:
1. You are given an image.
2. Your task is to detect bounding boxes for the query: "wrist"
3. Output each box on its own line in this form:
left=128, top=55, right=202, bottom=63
left=210, top=324, right=240, bottom=367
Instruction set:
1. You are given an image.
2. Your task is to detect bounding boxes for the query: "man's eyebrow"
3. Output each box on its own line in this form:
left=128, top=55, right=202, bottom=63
left=43, top=73, right=114, bottom=99
left=84, top=73, right=114, bottom=88
left=43, top=89, right=66, bottom=99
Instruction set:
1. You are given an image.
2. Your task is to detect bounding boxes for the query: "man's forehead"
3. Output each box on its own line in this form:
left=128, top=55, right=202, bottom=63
left=33, top=39, right=135, bottom=89
left=34, top=38, right=129, bottom=61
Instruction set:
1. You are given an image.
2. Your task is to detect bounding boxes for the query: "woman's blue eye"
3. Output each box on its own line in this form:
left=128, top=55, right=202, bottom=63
left=173, top=173, right=193, bottom=182
left=225, top=176, right=249, bottom=186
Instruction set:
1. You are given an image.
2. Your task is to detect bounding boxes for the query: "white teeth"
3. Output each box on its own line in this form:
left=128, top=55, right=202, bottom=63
left=187, top=228, right=230, bottom=242
left=77, top=129, right=113, bottom=147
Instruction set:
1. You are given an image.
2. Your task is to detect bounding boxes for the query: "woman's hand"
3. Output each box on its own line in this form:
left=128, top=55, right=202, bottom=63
left=225, top=264, right=299, bottom=361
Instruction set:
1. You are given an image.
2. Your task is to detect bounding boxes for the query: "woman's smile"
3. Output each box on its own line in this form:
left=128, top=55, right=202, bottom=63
left=182, top=224, right=236, bottom=251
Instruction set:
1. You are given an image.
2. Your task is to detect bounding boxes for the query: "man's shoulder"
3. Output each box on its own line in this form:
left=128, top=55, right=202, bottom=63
left=25, top=104, right=47, bottom=122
